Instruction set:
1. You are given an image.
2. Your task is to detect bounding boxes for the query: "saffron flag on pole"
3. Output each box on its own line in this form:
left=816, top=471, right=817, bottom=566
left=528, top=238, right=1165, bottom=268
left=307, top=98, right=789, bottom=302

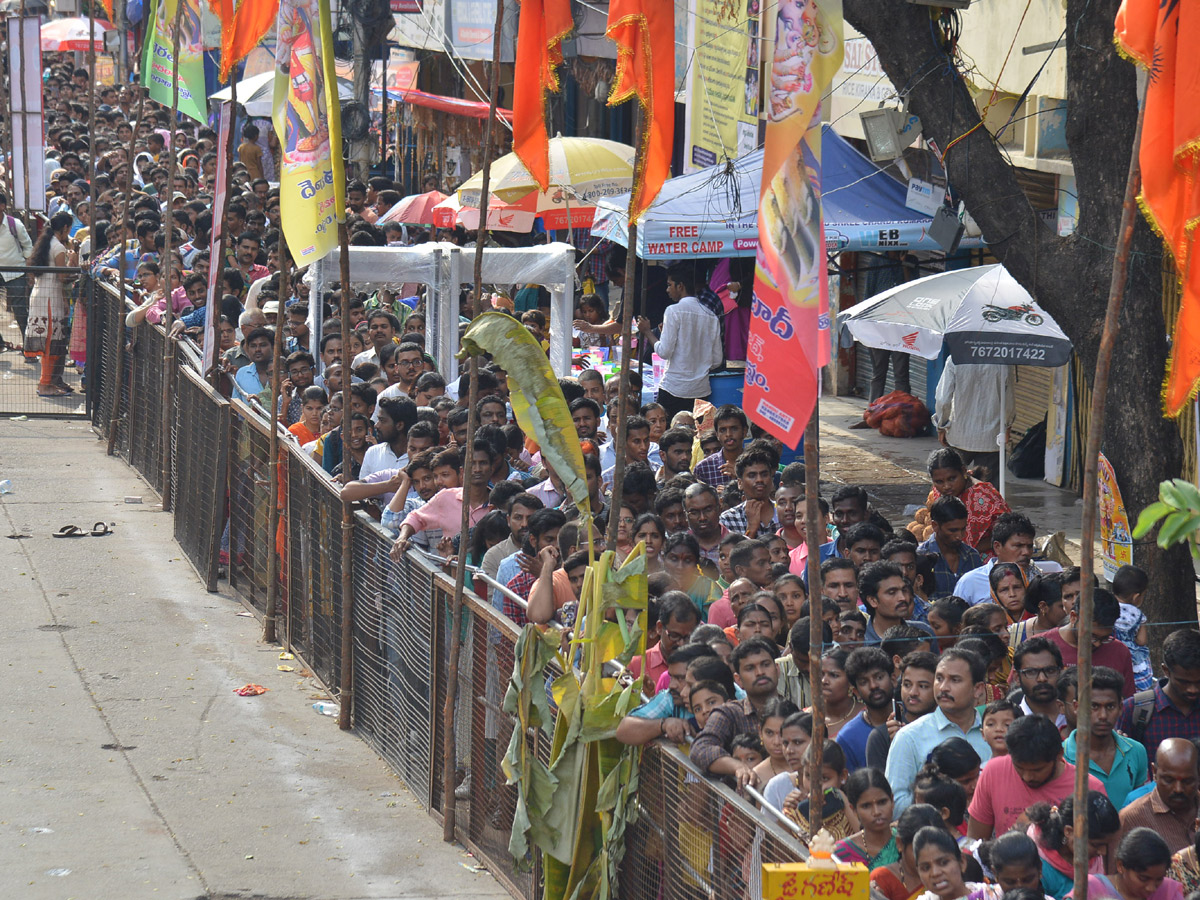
left=211, top=0, right=280, bottom=83
left=1115, top=0, right=1200, bottom=416
left=272, top=0, right=345, bottom=266
left=743, top=0, right=842, bottom=449
left=605, top=0, right=675, bottom=222
left=141, top=0, right=209, bottom=124
left=512, top=0, right=573, bottom=192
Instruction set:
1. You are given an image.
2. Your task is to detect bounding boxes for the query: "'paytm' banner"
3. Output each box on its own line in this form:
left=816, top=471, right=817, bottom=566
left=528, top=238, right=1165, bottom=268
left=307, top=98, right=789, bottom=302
left=141, top=0, right=208, bottom=124
left=272, top=0, right=345, bottom=265
left=743, top=0, right=842, bottom=449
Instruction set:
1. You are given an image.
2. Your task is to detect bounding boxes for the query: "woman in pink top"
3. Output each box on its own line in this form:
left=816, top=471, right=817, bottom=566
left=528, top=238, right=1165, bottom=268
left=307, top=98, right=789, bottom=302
left=1067, top=828, right=1183, bottom=900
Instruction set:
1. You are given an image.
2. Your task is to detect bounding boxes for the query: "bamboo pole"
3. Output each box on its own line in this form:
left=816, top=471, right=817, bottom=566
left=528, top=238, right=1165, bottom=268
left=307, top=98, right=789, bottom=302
left=265, top=235, right=289, bottom=645
left=160, top=0, right=184, bottom=512
left=107, top=87, right=146, bottom=455
left=1072, top=88, right=1147, bottom=900
left=607, top=219, right=637, bottom=548
left=337, top=220, right=355, bottom=731
left=210, top=76, right=238, bottom=388
left=441, top=0, right=504, bottom=843
left=804, top=408, right=825, bottom=839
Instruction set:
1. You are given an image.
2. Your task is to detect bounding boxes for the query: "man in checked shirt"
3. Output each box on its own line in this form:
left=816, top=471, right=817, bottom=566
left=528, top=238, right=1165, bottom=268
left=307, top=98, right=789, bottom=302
left=690, top=636, right=781, bottom=790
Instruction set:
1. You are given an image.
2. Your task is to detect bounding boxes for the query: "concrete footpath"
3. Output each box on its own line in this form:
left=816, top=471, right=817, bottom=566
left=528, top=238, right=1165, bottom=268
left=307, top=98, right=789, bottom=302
left=0, top=419, right=510, bottom=900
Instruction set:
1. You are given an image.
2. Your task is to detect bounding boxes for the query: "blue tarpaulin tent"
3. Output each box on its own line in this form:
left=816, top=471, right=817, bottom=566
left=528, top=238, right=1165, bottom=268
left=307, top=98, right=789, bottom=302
left=590, top=126, right=981, bottom=259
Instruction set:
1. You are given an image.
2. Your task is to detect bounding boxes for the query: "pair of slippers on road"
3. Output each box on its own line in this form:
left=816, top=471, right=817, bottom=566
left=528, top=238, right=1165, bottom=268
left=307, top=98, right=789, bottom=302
left=53, top=523, right=113, bottom=538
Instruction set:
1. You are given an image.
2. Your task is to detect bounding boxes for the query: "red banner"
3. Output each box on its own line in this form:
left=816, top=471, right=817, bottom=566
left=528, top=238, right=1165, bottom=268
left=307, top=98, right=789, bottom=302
left=605, top=0, right=674, bottom=223
left=743, top=0, right=842, bottom=449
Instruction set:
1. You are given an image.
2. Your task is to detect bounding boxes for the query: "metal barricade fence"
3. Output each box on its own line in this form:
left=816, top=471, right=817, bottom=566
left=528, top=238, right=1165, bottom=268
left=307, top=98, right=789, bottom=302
left=84, top=285, right=812, bottom=900
left=127, top=321, right=167, bottom=493
left=350, top=516, right=436, bottom=807
left=0, top=264, right=89, bottom=418
left=171, top=362, right=230, bottom=592
left=282, top=437, right=342, bottom=689
left=227, top=399, right=276, bottom=615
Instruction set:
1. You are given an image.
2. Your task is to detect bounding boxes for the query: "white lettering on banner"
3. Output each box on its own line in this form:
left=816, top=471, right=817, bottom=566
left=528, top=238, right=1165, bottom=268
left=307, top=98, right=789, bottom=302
left=645, top=240, right=727, bottom=255
left=755, top=398, right=795, bottom=432
left=967, top=345, right=1048, bottom=361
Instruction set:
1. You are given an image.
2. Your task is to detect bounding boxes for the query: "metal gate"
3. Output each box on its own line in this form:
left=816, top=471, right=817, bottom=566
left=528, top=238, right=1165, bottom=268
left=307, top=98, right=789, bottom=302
left=0, top=264, right=93, bottom=418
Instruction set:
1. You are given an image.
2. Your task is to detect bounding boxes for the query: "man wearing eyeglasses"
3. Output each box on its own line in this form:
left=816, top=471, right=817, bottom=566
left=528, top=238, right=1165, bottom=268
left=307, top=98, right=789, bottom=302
left=1012, top=637, right=1067, bottom=731
left=1042, top=587, right=1137, bottom=698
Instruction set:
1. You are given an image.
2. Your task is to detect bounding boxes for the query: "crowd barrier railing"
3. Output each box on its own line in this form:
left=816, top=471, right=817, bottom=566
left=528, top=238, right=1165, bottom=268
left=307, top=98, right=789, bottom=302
left=87, top=282, right=808, bottom=900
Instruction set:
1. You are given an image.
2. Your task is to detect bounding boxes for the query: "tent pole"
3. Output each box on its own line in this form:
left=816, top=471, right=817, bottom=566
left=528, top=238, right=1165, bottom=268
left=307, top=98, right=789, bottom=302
left=998, top=375, right=1006, bottom=498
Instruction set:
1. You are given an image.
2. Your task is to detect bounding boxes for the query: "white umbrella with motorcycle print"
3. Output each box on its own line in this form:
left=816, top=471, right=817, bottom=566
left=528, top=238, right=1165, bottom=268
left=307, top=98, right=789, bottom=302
left=839, top=263, right=1072, bottom=494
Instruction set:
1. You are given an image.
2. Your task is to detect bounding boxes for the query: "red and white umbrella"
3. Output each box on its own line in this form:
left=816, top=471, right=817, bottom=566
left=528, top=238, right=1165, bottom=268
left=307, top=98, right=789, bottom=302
left=431, top=194, right=535, bottom=233
left=41, top=17, right=112, bottom=52
left=379, top=190, right=448, bottom=225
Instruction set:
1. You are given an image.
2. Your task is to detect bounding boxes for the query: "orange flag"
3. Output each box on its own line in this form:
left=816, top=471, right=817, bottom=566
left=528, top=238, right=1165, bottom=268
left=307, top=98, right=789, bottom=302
left=211, top=0, right=280, bottom=83
left=1116, top=0, right=1200, bottom=415
left=99, top=0, right=114, bottom=23
left=605, top=0, right=674, bottom=223
left=512, top=0, right=573, bottom=192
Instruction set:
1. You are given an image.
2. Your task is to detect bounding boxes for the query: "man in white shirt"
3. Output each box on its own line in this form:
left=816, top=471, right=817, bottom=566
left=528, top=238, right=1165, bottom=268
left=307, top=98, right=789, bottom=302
left=0, top=193, right=33, bottom=339
left=953, top=511, right=1063, bottom=604
left=933, top=358, right=1014, bottom=487
left=636, top=263, right=723, bottom=422
left=359, top=396, right=417, bottom=480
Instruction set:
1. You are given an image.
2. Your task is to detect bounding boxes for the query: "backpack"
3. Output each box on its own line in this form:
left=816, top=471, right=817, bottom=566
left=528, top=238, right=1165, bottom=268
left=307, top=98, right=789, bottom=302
left=1127, top=687, right=1157, bottom=744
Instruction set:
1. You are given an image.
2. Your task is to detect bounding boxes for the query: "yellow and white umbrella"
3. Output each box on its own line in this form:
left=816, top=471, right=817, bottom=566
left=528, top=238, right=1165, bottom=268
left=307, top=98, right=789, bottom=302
left=458, top=136, right=635, bottom=230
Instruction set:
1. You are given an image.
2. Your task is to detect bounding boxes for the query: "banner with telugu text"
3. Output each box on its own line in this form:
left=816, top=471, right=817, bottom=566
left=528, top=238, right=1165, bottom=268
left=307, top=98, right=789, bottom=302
left=684, top=0, right=761, bottom=172
left=271, top=0, right=345, bottom=265
left=743, top=0, right=842, bottom=449
left=141, top=0, right=209, bottom=125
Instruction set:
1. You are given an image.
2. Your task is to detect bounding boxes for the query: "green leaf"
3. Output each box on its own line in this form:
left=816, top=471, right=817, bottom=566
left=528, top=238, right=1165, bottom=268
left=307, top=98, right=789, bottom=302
left=1172, top=479, right=1200, bottom=511
left=1133, top=501, right=1173, bottom=539
left=1157, top=511, right=1200, bottom=549
left=1160, top=479, right=1188, bottom=510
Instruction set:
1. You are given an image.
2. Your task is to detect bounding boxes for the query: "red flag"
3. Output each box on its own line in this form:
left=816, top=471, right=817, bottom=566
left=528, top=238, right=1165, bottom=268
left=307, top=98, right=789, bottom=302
left=211, top=0, right=280, bottom=83
left=605, top=0, right=674, bottom=223
left=512, top=0, right=573, bottom=192
left=1116, top=0, right=1200, bottom=415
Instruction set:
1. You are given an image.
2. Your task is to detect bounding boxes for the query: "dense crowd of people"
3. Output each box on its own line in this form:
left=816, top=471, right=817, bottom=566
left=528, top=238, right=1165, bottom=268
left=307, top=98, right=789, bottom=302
left=10, top=63, right=1200, bottom=900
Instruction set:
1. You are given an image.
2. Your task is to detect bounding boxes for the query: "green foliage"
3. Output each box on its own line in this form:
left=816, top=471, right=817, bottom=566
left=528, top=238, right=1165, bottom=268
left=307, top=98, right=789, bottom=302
left=503, top=548, right=648, bottom=900
left=1132, top=479, right=1200, bottom=558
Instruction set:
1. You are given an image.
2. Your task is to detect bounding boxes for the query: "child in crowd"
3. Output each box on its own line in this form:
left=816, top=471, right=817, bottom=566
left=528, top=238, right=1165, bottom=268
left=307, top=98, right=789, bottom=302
left=1112, top=564, right=1152, bottom=691
left=688, top=680, right=727, bottom=730
left=752, top=697, right=798, bottom=786
left=785, top=739, right=853, bottom=840
left=981, top=699, right=1021, bottom=759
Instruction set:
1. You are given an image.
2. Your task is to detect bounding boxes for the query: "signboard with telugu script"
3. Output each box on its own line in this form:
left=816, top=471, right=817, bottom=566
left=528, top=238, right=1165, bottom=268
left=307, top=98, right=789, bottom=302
left=762, top=863, right=869, bottom=900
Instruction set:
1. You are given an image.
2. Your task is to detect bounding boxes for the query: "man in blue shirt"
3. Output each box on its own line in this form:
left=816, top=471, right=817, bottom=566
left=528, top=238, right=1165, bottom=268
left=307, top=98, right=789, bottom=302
left=837, top=647, right=895, bottom=772
left=885, top=646, right=992, bottom=813
left=917, top=496, right=984, bottom=600
left=860, top=561, right=938, bottom=647
left=1064, top=666, right=1148, bottom=809
left=232, top=326, right=274, bottom=406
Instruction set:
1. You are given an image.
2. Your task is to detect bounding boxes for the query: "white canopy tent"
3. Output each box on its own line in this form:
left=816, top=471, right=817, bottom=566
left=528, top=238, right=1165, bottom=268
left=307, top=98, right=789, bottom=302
left=309, top=242, right=578, bottom=379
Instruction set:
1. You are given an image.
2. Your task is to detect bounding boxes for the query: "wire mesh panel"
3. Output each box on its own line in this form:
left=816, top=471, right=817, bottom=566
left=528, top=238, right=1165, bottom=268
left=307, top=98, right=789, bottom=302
left=228, top=400, right=275, bottom=614
left=619, top=742, right=809, bottom=900
left=0, top=266, right=87, bottom=417
left=451, top=590, right=539, bottom=900
left=350, top=527, right=437, bottom=807
left=127, top=322, right=167, bottom=492
left=172, top=365, right=229, bottom=592
left=283, top=440, right=343, bottom=689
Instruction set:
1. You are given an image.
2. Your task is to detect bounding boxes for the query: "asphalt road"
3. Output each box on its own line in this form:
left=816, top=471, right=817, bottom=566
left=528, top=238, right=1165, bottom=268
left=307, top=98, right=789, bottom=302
left=0, top=418, right=510, bottom=900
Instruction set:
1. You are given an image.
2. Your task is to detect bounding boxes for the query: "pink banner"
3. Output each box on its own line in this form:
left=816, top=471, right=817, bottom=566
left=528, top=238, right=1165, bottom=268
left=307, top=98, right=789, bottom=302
left=743, top=0, right=842, bottom=449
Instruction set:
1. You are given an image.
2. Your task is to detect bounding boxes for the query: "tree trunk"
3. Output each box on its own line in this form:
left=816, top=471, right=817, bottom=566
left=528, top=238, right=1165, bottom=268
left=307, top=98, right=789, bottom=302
left=843, top=0, right=1195, bottom=625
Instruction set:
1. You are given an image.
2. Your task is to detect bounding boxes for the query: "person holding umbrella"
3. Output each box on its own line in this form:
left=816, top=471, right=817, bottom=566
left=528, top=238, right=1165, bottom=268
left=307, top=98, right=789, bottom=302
left=932, top=357, right=1013, bottom=487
